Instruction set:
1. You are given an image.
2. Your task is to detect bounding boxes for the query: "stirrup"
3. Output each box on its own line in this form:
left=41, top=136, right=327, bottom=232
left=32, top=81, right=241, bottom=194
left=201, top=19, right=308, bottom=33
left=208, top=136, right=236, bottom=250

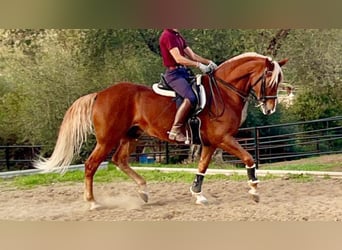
left=168, top=130, right=190, bottom=144
left=168, top=131, right=186, bottom=142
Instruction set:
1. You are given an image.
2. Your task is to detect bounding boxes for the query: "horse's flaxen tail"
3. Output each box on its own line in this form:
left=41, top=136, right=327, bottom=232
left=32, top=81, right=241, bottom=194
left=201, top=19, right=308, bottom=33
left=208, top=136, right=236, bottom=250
left=34, top=93, right=97, bottom=174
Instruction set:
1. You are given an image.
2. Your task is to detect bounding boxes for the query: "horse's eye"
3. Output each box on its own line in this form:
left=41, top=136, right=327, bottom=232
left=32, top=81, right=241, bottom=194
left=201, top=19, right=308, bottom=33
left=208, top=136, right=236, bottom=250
left=266, top=70, right=273, bottom=77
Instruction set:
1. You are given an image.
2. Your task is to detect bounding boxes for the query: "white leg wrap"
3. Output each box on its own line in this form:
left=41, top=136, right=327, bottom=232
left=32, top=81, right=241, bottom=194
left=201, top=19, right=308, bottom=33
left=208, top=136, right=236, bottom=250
left=245, top=164, right=256, bottom=169
left=248, top=179, right=260, bottom=184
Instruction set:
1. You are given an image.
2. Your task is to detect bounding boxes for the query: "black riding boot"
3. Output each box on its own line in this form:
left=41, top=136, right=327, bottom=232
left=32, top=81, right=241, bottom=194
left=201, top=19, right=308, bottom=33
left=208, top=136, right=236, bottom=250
left=168, top=99, right=192, bottom=142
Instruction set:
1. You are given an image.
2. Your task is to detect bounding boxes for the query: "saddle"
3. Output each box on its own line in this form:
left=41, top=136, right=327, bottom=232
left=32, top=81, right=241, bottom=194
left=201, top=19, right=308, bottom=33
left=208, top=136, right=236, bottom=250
left=152, top=74, right=206, bottom=145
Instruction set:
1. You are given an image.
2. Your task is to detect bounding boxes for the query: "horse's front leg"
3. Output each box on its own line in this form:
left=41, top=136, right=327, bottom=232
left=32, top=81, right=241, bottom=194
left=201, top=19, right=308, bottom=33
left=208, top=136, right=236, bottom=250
left=190, top=145, right=216, bottom=205
left=219, top=135, right=260, bottom=202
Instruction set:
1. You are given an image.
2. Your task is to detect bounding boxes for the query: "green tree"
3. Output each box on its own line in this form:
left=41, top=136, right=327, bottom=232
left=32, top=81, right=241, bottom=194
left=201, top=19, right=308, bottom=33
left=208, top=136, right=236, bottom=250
left=278, top=29, right=342, bottom=121
left=1, top=28, right=341, bottom=159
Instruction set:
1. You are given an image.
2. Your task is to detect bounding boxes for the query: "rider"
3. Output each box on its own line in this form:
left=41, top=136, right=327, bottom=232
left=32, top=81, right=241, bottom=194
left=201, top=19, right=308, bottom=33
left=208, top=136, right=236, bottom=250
left=159, top=29, right=218, bottom=142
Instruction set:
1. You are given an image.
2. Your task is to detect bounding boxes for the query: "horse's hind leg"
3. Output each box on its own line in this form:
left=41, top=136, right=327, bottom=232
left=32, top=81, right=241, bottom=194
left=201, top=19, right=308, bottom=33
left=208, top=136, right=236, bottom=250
left=112, top=138, right=149, bottom=202
left=84, top=142, right=115, bottom=210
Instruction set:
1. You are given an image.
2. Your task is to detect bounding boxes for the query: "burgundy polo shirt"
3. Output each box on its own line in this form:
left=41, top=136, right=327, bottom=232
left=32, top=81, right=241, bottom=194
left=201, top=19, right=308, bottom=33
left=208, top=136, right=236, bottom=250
left=159, top=29, right=188, bottom=67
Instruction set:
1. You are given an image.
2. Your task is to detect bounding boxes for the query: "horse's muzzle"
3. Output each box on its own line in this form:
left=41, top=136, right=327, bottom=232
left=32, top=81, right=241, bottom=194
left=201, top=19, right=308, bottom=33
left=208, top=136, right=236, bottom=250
left=259, top=100, right=277, bottom=115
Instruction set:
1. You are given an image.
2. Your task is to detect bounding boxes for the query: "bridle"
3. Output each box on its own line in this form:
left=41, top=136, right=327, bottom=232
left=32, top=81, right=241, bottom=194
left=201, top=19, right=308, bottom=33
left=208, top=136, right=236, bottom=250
left=251, top=70, right=278, bottom=103
left=205, top=68, right=279, bottom=119
left=212, top=68, right=278, bottom=104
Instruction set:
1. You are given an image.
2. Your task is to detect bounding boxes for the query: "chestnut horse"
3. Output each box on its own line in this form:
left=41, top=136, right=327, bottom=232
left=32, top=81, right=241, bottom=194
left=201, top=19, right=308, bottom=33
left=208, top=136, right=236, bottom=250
left=35, top=52, right=287, bottom=209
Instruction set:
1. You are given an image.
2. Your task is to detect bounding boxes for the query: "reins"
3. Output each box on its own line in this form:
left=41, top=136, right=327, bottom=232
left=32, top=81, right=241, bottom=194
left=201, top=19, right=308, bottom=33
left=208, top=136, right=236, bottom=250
left=213, top=74, right=251, bottom=103
left=209, top=68, right=278, bottom=110
left=206, top=72, right=261, bottom=120
left=207, top=73, right=226, bottom=119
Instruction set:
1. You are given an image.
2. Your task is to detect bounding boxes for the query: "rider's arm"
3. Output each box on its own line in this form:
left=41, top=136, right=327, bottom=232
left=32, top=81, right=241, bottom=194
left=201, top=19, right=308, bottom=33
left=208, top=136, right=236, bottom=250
left=169, top=47, right=201, bottom=68
left=184, top=46, right=211, bottom=65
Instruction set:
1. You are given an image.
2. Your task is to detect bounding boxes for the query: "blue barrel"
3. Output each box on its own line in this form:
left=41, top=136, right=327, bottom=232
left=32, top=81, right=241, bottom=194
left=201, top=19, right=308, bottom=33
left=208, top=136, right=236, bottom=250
left=139, top=154, right=148, bottom=164
left=147, top=156, right=155, bottom=164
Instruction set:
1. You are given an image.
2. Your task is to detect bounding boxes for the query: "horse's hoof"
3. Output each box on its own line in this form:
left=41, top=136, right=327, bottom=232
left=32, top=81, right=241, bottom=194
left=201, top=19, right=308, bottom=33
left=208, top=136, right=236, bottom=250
left=89, top=201, right=102, bottom=210
left=138, top=190, right=149, bottom=203
left=195, top=195, right=209, bottom=205
left=248, top=181, right=259, bottom=203
left=190, top=188, right=209, bottom=205
left=248, top=189, right=260, bottom=203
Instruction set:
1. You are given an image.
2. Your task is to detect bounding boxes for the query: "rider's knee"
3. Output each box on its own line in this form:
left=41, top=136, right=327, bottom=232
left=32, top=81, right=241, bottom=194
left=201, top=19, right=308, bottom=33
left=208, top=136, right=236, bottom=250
left=188, top=95, right=198, bottom=107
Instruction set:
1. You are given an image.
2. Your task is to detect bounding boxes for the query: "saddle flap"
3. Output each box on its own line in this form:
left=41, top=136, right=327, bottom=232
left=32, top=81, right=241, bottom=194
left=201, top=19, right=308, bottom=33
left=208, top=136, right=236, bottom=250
left=152, top=74, right=206, bottom=115
left=191, top=75, right=206, bottom=115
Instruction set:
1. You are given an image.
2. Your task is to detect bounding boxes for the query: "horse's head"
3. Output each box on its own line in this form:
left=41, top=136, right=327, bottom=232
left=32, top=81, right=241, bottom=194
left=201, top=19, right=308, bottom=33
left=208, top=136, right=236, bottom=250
left=251, top=57, right=288, bottom=115
left=213, top=52, right=288, bottom=117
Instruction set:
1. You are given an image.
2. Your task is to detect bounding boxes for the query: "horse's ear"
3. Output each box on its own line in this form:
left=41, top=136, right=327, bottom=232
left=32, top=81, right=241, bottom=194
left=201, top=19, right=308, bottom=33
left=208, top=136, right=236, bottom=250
left=278, top=58, right=289, bottom=67
left=265, top=58, right=274, bottom=70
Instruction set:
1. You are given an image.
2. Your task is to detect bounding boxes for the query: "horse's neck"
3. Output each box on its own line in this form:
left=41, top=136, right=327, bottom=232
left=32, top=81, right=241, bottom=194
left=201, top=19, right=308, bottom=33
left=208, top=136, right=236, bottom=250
left=216, top=66, right=252, bottom=96
left=203, top=75, right=247, bottom=121
left=206, top=56, right=266, bottom=125
left=210, top=72, right=250, bottom=106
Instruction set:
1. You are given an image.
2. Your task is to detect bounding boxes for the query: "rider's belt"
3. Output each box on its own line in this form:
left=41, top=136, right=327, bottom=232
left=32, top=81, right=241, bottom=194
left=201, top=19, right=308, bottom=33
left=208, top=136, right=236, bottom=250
left=167, top=65, right=186, bottom=71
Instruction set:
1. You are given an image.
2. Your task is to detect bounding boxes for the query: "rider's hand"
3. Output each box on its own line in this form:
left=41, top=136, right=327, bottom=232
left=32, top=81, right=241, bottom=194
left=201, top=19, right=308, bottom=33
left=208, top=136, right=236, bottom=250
left=197, top=63, right=212, bottom=74
left=208, top=61, right=218, bottom=70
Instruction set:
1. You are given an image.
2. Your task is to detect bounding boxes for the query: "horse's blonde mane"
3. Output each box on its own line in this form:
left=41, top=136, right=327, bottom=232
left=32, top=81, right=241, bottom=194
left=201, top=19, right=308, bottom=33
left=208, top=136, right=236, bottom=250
left=224, top=52, right=283, bottom=87
left=270, top=60, right=283, bottom=87
left=227, top=52, right=271, bottom=62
